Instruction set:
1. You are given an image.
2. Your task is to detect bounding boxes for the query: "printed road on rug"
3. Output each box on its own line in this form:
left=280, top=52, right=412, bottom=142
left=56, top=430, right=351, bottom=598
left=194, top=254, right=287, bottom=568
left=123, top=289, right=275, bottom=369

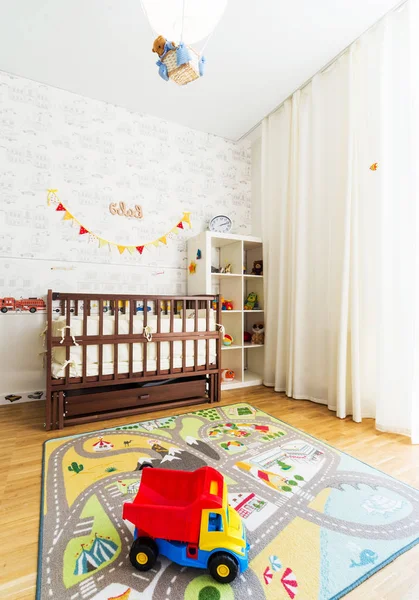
left=38, top=403, right=419, bottom=600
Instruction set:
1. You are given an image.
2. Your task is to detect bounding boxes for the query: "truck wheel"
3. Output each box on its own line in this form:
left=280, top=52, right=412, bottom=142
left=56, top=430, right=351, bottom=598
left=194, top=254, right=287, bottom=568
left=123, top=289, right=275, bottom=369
left=138, top=462, right=154, bottom=471
left=208, top=552, right=239, bottom=583
left=130, top=537, right=158, bottom=571
left=1, top=307, right=7, bottom=313
left=29, top=307, right=36, bottom=313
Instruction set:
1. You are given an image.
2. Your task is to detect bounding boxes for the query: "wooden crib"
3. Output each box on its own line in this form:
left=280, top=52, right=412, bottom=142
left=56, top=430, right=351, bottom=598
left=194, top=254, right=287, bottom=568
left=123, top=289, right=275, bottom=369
left=45, top=290, right=222, bottom=430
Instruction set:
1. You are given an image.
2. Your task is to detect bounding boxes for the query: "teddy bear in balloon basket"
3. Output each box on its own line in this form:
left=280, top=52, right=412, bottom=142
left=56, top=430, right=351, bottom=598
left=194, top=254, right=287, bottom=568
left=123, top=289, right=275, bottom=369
left=152, top=35, right=205, bottom=85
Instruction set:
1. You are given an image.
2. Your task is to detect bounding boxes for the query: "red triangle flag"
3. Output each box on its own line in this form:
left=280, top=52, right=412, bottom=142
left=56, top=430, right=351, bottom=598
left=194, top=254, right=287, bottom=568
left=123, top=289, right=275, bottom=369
left=136, top=245, right=144, bottom=255
left=56, top=203, right=65, bottom=211
left=177, top=222, right=184, bottom=229
left=79, top=226, right=88, bottom=235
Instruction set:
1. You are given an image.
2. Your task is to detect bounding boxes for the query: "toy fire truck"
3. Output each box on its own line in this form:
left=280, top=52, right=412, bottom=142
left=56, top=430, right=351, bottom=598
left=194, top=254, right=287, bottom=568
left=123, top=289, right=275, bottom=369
left=123, top=466, right=249, bottom=583
left=0, top=297, right=46, bottom=314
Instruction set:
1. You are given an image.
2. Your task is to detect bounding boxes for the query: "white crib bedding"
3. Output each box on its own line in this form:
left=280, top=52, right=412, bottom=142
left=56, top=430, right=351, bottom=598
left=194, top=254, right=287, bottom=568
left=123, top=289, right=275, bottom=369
left=51, top=313, right=217, bottom=379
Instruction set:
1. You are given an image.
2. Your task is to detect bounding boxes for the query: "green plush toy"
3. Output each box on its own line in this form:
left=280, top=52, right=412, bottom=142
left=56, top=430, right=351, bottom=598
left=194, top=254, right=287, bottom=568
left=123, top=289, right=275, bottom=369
left=244, top=292, right=258, bottom=310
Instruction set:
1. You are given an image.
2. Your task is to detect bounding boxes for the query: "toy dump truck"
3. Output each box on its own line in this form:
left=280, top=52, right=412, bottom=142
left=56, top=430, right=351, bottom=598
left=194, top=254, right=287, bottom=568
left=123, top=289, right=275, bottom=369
left=123, top=466, right=248, bottom=583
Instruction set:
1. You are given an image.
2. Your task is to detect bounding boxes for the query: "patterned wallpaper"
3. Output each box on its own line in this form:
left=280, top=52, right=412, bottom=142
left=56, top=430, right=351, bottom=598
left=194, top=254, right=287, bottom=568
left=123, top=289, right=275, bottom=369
left=0, top=70, right=252, bottom=401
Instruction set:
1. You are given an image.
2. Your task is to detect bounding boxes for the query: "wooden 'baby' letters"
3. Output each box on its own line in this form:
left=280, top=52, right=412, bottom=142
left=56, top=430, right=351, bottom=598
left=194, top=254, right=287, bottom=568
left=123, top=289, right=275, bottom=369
left=109, top=202, right=143, bottom=219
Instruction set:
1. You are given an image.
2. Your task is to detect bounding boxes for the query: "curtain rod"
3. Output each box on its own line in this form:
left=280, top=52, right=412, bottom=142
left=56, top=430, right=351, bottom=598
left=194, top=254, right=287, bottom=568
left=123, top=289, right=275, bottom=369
left=239, top=0, right=409, bottom=142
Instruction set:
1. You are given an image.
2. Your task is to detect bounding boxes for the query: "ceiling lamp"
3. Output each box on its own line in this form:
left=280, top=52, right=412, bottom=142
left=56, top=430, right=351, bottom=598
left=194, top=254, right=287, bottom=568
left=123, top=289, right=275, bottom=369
left=141, top=0, right=228, bottom=86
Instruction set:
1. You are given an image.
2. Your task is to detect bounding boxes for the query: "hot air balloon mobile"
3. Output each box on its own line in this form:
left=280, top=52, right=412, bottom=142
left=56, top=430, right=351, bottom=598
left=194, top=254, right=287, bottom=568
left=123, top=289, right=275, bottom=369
left=141, top=0, right=228, bottom=85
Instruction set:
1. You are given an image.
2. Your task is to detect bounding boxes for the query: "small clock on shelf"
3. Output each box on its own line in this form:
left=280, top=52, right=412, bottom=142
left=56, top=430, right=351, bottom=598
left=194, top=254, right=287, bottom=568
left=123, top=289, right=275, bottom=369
left=209, top=215, right=233, bottom=234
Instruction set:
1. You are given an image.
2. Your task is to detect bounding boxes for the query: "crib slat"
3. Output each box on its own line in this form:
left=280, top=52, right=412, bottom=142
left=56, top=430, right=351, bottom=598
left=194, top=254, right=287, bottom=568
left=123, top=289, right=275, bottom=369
left=143, top=298, right=147, bottom=376
left=82, top=300, right=88, bottom=383
left=114, top=300, right=119, bottom=335
left=156, top=300, right=161, bottom=374
left=182, top=300, right=186, bottom=373
left=65, top=299, right=71, bottom=385
left=129, top=299, right=134, bottom=378
left=194, top=300, right=198, bottom=371
left=169, top=298, right=174, bottom=374
left=98, top=300, right=103, bottom=381
left=114, top=342, right=118, bottom=380
left=206, top=300, right=210, bottom=369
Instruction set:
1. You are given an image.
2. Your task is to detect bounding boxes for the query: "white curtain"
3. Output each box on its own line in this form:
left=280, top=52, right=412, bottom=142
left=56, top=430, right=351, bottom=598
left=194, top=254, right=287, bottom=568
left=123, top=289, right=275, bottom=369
left=261, top=0, right=419, bottom=442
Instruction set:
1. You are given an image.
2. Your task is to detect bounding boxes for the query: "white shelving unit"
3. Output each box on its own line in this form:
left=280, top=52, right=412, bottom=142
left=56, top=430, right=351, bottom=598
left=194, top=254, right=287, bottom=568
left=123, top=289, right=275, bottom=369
left=187, top=231, right=264, bottom=391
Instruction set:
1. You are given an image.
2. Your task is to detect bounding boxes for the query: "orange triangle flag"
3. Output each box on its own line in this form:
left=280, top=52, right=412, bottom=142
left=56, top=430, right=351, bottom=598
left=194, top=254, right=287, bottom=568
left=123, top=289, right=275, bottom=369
left=159, top=236, right=167, bottom=245
left=63, top=211, right=73, bottom=221
left=117, top=245, right=126, bottom=254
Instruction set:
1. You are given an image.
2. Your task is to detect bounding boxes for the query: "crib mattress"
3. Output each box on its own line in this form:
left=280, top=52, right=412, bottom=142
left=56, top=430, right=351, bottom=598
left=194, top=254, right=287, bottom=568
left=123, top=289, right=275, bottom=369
left=51, top=312, right=217, bottom=379
left=51, top=355, right=217, bottom=379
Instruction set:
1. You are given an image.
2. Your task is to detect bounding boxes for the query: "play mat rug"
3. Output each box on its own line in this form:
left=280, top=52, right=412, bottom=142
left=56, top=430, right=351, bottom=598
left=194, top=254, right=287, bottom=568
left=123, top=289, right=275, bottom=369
left=38, top=403, right=419, bottom=600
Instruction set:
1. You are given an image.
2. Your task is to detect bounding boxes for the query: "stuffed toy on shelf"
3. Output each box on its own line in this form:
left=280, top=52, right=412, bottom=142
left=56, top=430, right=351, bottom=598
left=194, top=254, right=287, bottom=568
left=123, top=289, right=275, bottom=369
left=223, top=334, right=234, bottom=346
left=244, top=292, right=258, bottom=310
left=221, top=369, right=235, bottom=382
left=251, top=322, right=264, bottom=345
left=220, top=264, right=232, bottom=274
left=251, top=260, right=263, bottom=276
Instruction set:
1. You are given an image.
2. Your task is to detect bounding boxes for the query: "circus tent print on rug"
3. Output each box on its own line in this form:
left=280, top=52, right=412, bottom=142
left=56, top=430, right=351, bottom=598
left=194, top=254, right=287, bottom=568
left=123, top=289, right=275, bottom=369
left=74, top=535, right=118, bottom=575
left=38, top=403, right=419, bottom=599
left=93, top=437, right=114, bottom=452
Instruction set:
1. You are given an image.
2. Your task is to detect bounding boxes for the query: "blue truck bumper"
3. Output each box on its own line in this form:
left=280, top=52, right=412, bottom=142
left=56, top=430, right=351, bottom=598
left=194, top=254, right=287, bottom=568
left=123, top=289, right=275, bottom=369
left=155, top=539, right=249, bottom=573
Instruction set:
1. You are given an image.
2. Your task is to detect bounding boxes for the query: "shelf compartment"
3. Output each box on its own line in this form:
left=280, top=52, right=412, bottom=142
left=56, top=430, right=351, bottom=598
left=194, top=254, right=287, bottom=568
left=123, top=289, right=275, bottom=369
left=241, top=370, right=263, bottom=387
left=220, top=311, right=242, bottom=350
left=221, top=345, right=243, bottom=386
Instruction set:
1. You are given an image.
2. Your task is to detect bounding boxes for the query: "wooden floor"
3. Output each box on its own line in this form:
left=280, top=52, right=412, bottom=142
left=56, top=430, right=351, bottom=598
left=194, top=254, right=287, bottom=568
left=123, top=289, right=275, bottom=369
left=1, top=387, right=419, bottom=600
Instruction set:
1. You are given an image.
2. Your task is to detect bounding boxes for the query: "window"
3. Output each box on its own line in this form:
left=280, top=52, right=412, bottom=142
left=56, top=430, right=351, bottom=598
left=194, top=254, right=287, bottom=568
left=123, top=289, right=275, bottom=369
left=208, top=512, right=223, bottom=532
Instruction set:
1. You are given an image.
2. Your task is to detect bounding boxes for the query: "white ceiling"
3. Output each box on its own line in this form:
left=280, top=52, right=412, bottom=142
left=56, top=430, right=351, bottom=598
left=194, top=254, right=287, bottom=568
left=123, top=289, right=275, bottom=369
left=0, top=0, right=400, bottom=141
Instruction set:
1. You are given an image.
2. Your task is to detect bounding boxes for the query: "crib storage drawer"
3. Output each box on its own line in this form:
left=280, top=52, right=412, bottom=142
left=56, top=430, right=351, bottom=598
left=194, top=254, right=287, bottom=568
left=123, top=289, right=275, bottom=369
left=64, top=378, right=207, bottom=417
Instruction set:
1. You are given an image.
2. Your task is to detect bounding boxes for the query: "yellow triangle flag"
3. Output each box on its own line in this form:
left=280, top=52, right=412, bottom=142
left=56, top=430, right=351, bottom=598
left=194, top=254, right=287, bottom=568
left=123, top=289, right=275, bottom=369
left=182, top=212, right=192, bottom=227
left=63, top=211, right=73, bottom=221
left=98, top=238, right=108, bottom=248
left=152, top=240, right=160, bottom=247
left=47, top=189, right=58, bottom=205
left=159, top=236, right=167, bottom=245
left=171, top=227, right=179, bottom=235
left=127, top=246, right=136, bottom=254
left=117, top=245, right=126, bottom=254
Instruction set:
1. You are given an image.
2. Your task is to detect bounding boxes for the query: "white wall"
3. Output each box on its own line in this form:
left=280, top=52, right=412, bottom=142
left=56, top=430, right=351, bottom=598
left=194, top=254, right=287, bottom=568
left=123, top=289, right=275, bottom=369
left=0, top=70, right=252, bottom=404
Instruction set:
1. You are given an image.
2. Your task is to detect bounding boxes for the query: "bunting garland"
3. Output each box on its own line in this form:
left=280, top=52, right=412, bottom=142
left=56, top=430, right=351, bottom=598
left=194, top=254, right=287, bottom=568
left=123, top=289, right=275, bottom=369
left=46, top=190, right=191, bottom=255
